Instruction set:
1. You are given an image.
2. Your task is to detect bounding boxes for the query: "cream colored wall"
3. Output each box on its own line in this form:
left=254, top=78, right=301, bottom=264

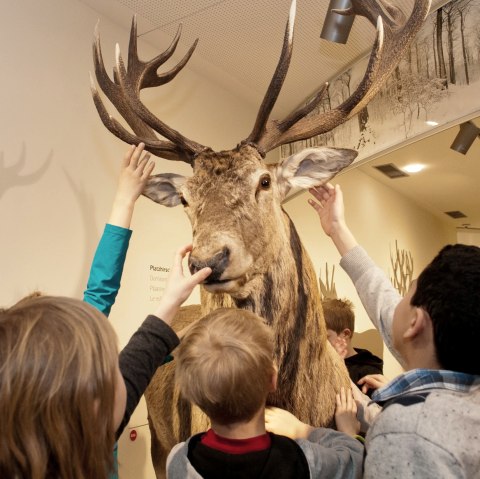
left=457, top=228, right=480, bottom=247
left=283, top=167, right=456, bottom=380
left=0, top=2, right=256, bottom=478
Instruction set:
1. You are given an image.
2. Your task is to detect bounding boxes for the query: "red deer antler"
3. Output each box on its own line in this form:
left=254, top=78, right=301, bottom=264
left=91, top=0, right=431, bottom=160
left=91, top=18, right=206, bottom=164
left=247, top=0, right=432, bottom=154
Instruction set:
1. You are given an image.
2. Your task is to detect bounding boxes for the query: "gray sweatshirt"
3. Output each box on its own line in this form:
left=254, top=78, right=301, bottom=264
left=341, top=245, right=480, bottom=478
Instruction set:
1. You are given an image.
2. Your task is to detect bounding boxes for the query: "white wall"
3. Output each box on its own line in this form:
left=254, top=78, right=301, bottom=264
left=283, top=167, right=456, bottom=379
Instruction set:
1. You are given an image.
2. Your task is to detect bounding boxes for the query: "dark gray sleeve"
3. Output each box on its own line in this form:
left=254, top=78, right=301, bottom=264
left=116, top=315, right=180, bottom=438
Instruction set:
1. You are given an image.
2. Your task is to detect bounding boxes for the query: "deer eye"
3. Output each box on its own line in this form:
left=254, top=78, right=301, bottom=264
left=180, top=196, right=188, bottom=207
left=259, top=174, right=271, bottom=190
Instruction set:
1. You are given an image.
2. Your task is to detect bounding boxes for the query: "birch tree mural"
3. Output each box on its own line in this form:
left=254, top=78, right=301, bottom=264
left=281, top=0, right=480, bottom=160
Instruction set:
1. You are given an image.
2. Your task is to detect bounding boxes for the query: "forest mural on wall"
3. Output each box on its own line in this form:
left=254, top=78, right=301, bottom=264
left=281, top=0, right=480, bottom=160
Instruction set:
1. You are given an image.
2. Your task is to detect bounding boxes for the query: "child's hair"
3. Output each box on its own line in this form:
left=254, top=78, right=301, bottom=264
left=0, top=295, right=119, bottom=479
left=411, top=243, right=480, bottom=375
left=175, top=308, right=275, bottom=425
left=322, top=298, right=355, bottom=334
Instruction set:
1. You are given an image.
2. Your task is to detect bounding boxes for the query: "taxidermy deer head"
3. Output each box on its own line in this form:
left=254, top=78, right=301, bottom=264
left=90, top=0, right=431, bottom=297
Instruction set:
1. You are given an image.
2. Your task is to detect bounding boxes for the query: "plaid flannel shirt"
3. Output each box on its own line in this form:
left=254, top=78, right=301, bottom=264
left=372, top=368, right=480, bottom=405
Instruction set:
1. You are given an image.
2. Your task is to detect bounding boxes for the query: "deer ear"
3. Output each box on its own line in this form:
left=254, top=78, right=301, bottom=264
left=142, top=173, right=187, bottom=207
left=275, top=147, right=357, bottom=199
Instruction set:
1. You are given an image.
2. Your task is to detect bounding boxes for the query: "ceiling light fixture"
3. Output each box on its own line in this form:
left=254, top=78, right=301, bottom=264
left=425, top=120, right=438, bottom=126
left=450, top=121, right=480, bottom=155
left=402, top=163, right=425, bottom=173
left=320, top=0, right=355, bottom=44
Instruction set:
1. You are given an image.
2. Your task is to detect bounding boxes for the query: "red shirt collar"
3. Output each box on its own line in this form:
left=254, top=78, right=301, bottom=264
left=201, top=428, right=271, bottom=454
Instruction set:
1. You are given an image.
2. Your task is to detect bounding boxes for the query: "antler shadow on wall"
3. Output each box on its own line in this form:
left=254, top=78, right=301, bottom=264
left=63, top=170, right=99, bottom=299
left=0, top=144, right=52, bottom=199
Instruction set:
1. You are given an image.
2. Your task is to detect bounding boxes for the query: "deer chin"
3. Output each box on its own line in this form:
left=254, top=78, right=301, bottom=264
left=202, top=277, right=243, bottom=294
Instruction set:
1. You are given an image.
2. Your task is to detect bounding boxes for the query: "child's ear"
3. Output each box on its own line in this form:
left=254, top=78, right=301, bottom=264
left=403, top=308, right=429, bottom=340
left=341, top=328, right=353, bottom=339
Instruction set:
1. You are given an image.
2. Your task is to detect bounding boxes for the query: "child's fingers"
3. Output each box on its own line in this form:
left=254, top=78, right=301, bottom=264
left=132, top=143, right=145, bottom=165
left=308, top=198, right=322, bottom=212
left=143, top=160, right=155, bottom=179
left=122, top=144, right=136, bottom=168
left=308, top=187, right=324, bottom=203
left=190, top=267, right=212, bottom=285
left=346, top=389, right=355, bottom=411
left=170, top=244, right=193, bottom=272
left=140, top=159, right=155, bottom=179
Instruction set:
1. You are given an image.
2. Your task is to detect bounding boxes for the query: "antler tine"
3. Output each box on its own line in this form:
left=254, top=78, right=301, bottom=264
left=126, top=17, right=199, bottom=90
left=114, top=43, right=207, bottom=159
left=277, top=82, right=329, bottom=133
left=91, top=19, right=206, bottom=164
left=89, top=74, right=185, bottom=161
left=245, top=0, right=296, bottom=148
left=92, top=22, right=156, bottom=139
left=253, top=0, right=431, bottom=153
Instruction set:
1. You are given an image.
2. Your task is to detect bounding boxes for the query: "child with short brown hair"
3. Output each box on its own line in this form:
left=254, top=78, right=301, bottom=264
left=323, top=298, right=383, bottom=394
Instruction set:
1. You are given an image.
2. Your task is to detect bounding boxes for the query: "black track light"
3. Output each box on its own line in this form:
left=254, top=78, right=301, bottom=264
left=320, top=0, right=355, bottom=44
left=450, top=121, right=480, bottom=155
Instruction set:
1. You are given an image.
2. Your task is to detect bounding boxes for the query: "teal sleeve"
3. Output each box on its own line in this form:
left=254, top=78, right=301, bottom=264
left=83, top=224, right=132, bottom=317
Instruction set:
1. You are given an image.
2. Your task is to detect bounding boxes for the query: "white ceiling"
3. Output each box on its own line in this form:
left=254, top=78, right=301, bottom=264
left=80, top=0, right=479, bottom=229
left=80, top=0, right=445, bottom=116
left=358, top=116, right=480, bottom=230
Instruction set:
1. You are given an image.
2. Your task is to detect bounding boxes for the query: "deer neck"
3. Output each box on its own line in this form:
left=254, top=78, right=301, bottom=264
left=200, top=210, right=328, bottom=412
left=200, top=211, right=325, bottom=338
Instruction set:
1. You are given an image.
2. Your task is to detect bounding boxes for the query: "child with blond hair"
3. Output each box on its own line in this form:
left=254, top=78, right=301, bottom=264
left=167, top=308, right=363, bottom=479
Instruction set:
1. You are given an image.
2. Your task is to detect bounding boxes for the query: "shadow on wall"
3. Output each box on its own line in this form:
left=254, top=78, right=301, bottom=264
left=352, top=329, right=384, bottom=360
left=63, top=170, right=99, bottom=298
left=0, top=143, right=52, bottom=199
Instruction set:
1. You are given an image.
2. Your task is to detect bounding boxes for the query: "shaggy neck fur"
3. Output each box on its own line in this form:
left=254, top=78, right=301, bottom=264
left=200, top=210, right=346, bottom=425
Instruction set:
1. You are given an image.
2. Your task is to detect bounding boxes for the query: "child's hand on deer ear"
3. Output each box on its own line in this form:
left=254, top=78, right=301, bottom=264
left=265, top=407, right=314, bottom=439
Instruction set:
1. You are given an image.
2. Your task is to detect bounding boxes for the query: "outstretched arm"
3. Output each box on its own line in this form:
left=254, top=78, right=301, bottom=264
left=117, top=245, right=211, bottom=436
left=308, top=184, right=403, bottom=364
left=83, top=143, right=153, bottom=316
left=108, top=143, right=154, bottom=228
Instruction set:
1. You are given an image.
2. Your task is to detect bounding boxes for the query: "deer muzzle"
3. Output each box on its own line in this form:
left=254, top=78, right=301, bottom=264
left=189, top=246, right=231, bottom=283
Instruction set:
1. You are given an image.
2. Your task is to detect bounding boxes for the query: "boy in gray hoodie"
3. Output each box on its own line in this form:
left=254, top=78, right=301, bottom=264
left=309, top=183, right=480, bottom=478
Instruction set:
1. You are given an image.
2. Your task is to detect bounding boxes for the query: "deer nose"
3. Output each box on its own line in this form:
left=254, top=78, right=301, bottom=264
left=188, top=247, right=230, bottom=280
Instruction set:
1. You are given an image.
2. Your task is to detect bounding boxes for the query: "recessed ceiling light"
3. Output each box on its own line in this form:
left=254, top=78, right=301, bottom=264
left=402, top=163, right=425, bottom=173
left=426, top=120, right=439, bottom=126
